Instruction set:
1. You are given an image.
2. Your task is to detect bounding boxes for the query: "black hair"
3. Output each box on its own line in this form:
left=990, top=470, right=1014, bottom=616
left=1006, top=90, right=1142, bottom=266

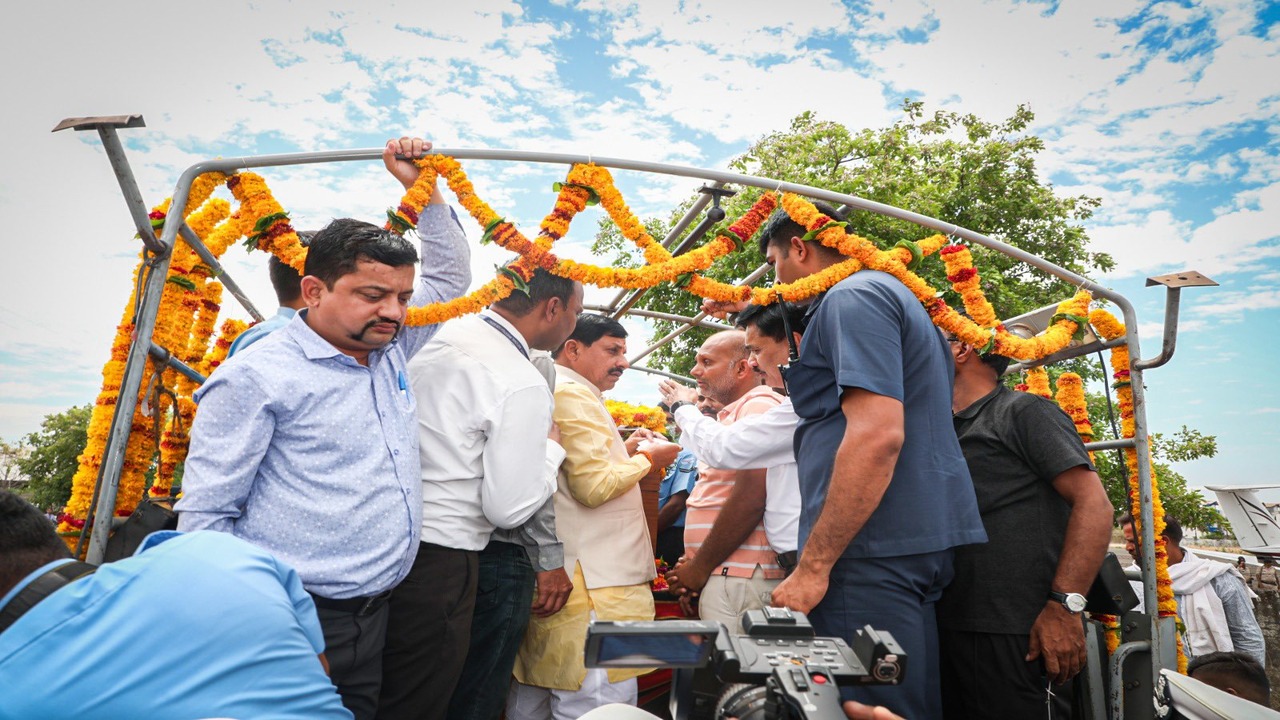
left=1118, top=513, right=1183, bottom=545
left=553, top=313, right=627, bottom=358
left=757, top=200, right=847, bottom=261
left=735, top=302, right=806, bottom=342
left=1187, top=651, right=1270, bottom=705
left=493, top=265, right=578, bottom=317
left=951, top=311, right=1012, bottom=376
left=0, top=491, right=72, bottom=596
left=981, top=351, right=1012, bottom=377
left=304, top=219, right=419, bottom=289
left=269, top=230, right=314, bottom=304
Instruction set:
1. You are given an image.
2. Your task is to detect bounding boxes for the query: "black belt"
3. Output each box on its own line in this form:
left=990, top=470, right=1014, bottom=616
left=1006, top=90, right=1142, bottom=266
left=776, top=551, right=798, bottom=576
left=308, top=590, right=391, bottom=617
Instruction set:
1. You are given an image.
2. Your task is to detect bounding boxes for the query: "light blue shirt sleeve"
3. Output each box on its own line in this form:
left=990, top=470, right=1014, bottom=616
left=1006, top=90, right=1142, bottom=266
left=176, top=367, right=275, bottom=533
left=399, top=205, right=472, bottom=358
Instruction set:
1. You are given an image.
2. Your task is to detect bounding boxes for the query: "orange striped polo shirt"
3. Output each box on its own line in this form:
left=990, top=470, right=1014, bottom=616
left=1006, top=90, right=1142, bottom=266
left=683, top=385, right=785, bottom=579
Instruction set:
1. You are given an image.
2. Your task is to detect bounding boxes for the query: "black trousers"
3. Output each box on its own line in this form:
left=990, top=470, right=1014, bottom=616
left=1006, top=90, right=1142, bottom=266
left=655, top=525, right=685, bottom=566
left=939, top=628, right=1073, bottom=720
left=377, top=542, right=479, bottom=720
left=447, top=541, right=537, bottom=720
left=316, top=602, right=390, bottom=720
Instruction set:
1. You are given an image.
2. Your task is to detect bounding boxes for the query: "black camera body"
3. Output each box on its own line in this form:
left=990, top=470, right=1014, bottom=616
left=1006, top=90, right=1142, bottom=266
left=585, top=607, right=905, bottom=720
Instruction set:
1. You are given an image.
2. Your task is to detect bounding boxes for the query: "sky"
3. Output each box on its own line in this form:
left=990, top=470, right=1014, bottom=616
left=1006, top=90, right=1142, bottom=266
left=0, top=0, right=1277, bottom=498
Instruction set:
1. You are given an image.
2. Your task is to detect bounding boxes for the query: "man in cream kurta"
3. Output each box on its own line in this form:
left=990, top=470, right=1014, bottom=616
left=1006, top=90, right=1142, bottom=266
left=509, top=314, right=680, bottom=720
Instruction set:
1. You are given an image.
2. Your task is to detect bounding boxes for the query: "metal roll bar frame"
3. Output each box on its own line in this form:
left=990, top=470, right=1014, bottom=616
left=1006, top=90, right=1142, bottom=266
left=58, top=114, right=1201, bottom=717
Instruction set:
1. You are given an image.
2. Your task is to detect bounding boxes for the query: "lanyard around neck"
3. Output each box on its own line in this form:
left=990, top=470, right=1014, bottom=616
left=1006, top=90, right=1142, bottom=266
left=481, top=315, right=529, bottom=359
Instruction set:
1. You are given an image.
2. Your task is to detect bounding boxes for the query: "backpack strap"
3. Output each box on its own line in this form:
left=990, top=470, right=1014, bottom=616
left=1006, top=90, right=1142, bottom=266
left=0, top=561, right=97, bottom=634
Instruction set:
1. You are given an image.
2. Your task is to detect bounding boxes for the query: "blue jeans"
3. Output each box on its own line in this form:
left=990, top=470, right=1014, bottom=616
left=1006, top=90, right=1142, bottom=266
left=808, top=549, right=955, bottom=720
left=447, top=541, right=536, bottom=720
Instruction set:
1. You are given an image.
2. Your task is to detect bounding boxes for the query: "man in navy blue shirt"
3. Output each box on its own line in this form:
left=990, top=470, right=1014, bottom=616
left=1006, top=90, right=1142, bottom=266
left=765, top=203, right=987, bottom=719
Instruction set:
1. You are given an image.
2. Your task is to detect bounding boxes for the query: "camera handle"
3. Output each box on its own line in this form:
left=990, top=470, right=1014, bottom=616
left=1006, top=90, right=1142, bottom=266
left=766, top=666, right=847, bottom=720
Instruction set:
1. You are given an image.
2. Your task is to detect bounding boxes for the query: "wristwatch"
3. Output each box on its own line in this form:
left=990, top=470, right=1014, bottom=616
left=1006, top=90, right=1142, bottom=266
left=669, top=400, right=693, bottom=413
left=1048, top=590, right=1088, bottom=614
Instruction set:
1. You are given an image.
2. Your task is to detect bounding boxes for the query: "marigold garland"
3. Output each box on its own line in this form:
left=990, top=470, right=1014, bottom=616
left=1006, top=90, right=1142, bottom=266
left=65, top=157, right=1112, bottom=551
left=1053, top=372, right=1095, bottom=458
left=1090, top=308, right=1187, bottom=672
left=1022, top=367, right=1053, bottom=399
left=604, top=399, right=669, bottom=436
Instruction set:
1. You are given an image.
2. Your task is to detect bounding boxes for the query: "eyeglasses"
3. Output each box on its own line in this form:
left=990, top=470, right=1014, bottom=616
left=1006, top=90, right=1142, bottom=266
left=944, top=336, right=961, bottom=344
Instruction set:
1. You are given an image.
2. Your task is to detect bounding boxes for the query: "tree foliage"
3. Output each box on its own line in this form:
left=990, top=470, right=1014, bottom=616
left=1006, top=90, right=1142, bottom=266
left=16, top=405, right=90, bottom=510
left=594, top=101, right=1222, bottom=531
left=594, top=101, right=1114, bottom=374
left=1086, top=383, right=1223, bottom=532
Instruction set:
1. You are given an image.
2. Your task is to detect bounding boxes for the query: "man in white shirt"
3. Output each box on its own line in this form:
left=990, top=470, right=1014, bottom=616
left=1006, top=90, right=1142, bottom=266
left=658, top=302, right=805, bottom=575
left=379, top=267, right=583, bottom=720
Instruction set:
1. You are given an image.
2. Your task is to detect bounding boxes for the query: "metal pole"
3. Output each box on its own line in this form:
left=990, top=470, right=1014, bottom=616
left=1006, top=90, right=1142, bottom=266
left=97, top=127, right=168, bottom=255
left=604, top=184, right=725, bottom=316
left=627, top=365, right=695, bottom=384
left=165, top=147, right=1114, bottom=302
left=585, top=305, right=731, bottom=331
left=627, top=263, right=772, bottom=365
left=1112, top=293, right=1166, bottom=694
left=148, top=343, right=206, bottom=385
left=1109, top=640, right=1150, bottom=720
left=1134, top=288, right=1181, bottom=371
left=1082, top=438, right=1138, bottom=452
left=176, top=223, right=265, bottom=322
left=86, top=252, right=173, bottom=564
left=1005, top=336, right=1127, bottom=374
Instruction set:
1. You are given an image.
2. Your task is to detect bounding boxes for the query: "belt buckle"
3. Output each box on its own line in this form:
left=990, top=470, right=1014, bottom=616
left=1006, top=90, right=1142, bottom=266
left=357, top=590, right=390, bottom=617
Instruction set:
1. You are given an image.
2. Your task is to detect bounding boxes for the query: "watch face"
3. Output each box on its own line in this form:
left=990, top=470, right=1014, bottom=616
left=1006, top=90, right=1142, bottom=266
left=1066, top=593, right=1087, bottom=613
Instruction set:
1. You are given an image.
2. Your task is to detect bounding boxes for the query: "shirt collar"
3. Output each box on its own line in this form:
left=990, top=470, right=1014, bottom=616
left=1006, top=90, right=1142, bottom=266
left=480, top=309, right=531, bottom=356
left=555, top=364, right=602, bottom=399
left=286, top=309, right=390, bottom=365
left=718, top=384, right=779, bottom=421
left=276, top=306, right=298, bottom=320
left=953, top=384, right=1005, bottom=420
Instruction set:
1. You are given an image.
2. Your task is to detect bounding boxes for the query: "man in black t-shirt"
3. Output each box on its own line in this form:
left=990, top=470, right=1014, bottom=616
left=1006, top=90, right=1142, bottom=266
left=936, top=333, right=1114, bottom=719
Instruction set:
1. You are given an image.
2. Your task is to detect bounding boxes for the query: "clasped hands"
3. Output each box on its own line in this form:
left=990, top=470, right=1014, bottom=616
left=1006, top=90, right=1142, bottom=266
left=625, top=428, right=680, bottom=470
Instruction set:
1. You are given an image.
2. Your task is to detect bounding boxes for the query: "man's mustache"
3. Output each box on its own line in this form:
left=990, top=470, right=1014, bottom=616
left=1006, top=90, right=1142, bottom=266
left=362, top=318, right=402, bottom=334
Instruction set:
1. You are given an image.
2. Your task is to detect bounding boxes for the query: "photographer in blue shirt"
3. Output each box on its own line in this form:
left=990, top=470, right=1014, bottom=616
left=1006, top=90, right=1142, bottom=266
left=0, top=491, right=350, bottom=720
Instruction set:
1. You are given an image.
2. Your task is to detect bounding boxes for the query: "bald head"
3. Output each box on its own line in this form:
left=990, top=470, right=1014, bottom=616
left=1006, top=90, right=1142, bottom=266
left=691, top=330, right=758, bottom=405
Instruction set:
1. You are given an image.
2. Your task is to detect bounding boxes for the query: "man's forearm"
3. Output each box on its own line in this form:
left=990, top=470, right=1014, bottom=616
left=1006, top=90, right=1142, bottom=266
left=657, top=492, right=688, bottom=533
left=798, top=421, right=900, bottom=573
left=688, top=470, right=766, bottom=572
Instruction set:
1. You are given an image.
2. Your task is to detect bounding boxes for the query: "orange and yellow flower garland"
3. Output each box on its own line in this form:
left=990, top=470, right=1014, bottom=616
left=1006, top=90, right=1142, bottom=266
left=227, top=172, right=307, bottom=274
left=604, top=399, right=669, bottom=436
left=1053, top=372, right=1095, bottom=459
left=1022, top=367, right=1053, bottom=399
left=1089, top=308, right=1186, bottom=671
left=64, top=156, right=1112, bottom=549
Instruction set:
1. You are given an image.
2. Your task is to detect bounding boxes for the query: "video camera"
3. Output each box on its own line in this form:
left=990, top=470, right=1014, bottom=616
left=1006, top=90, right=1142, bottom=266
left=585, top=607, right=905, bottom=720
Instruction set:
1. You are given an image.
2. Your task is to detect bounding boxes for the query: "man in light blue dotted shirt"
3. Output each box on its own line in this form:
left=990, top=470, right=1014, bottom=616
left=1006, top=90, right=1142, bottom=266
left=176, top=136, right=470, bottom=720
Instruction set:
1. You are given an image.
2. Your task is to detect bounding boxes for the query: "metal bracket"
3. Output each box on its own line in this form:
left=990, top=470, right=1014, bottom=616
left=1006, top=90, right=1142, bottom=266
left=1135, top=269, right=1218, bottom=371
left=52, top=114, right=168, bottom=255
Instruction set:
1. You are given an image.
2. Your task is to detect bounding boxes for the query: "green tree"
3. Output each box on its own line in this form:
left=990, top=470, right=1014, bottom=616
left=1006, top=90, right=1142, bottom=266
left=1086, top=384, right=1223, bottom=531
left=594, top=101, right=1114, bottom=373
left=593, top=102, right=1220, bottom=531
left=16, top=405, right=90, bottom=510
